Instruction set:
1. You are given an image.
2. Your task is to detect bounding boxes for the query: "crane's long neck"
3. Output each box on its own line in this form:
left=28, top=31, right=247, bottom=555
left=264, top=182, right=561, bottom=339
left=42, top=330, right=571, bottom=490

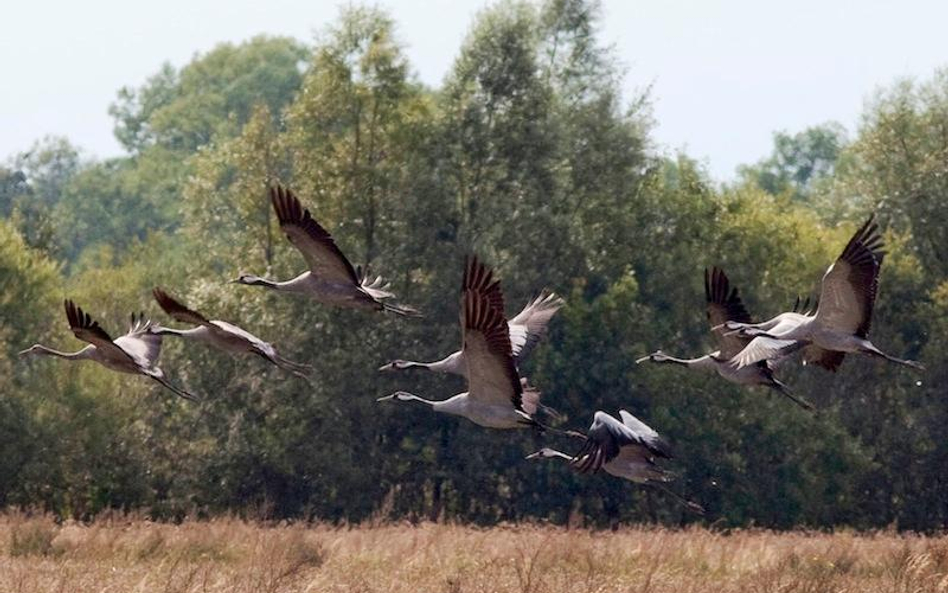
left=656, top=354, right=704, bottom=367
left=741, top=316, right=786, bottom=332
left=547, top=449, right=573, bottom=461
left=405, top=361, right=434, bottom=370
left=152, top=326, right=206, bottom=339
left=415, top=351, right=464, bottom=375
left=23, top=344, right=93, bottom=360
left=381, top=391, right=462, bottom=416
left=396, top=392, right=439, bottom=408
left=235, top=275, right=282, bottom=290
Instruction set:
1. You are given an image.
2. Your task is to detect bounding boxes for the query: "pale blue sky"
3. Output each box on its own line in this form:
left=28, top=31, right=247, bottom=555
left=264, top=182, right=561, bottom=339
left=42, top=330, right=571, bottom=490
left=3, top=0, right=946, bottom=179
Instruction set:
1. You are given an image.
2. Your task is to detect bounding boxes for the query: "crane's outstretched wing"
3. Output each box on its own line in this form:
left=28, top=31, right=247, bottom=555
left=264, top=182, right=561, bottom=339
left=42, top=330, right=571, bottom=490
left=64, top=300, right=136, bottom=364
left=732, top=335, right=805, bottom=369
left=208, top=320, right=269, bottom=351
left=792, top=295, right=817, bottom=316
left=114, top=312, right=163, bottom=368
left=572, top=410, right=671, bottom=474
left=462, top=289, right=525, bottom=412
left=815, top=215, right=885, bottom=338
left=518, top=379, right=545, bottom=417
left=65, top=300, right=116, bottom=348
left=705, top=267, right=753, bottom=360
left=508, top=291, right=564, bottom=360
left=153, top=287, right=212, bottom=326
left=462, top=255, right=505, bottom=313
left=270, top=185, right=359, bottom=285
left=210, top=321, right=311, bottom=377
left=618, top=410, right=673, bottom=458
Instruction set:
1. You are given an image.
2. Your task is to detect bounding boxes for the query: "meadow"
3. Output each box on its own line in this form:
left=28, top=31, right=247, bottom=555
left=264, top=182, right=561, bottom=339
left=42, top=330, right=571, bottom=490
left=1, top=514, right=946, bottom=593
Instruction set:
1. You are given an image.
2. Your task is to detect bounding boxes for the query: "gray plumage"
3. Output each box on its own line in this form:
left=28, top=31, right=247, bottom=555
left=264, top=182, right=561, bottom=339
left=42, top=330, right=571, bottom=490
left=527, top=409, right=703, bottom=513
left=378, top=291, right=564, bottom=375
left=151, top=287, right=312, bottom=378
left=378, top=258, right=546, bottom=430
left=232, top=185, right=418, bottom=316
left=725, top=216, right=923, bottom=372
left=638, top=267, right=810, bottom=409
left=19, top=300, right=197, bottom=401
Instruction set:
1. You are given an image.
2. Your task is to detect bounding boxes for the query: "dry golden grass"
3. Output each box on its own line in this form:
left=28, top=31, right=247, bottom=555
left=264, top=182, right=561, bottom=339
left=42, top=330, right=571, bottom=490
left=1, top=513, right=946, bottom=593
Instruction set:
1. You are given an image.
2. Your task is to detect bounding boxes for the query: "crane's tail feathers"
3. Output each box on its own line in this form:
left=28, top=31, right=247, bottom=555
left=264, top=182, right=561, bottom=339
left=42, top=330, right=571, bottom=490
left=651, top=483, right=705, bottom=515
left=361, top=277, right=394, bottom=299
left=355, top=267, right=421, bottom=316
left=769, top=379, right=814, bottom=411
left=150, top=374, right=200, bottom=402
left=357, top=266, right=397, bottom=298
left=382, top=302, right=422, bottom=317
left=528, top=290, right=566, bottom=314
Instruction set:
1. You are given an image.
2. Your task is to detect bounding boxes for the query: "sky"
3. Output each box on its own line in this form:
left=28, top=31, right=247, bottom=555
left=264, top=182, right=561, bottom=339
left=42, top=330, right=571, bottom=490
left=2, top=0, right=947, bottom=180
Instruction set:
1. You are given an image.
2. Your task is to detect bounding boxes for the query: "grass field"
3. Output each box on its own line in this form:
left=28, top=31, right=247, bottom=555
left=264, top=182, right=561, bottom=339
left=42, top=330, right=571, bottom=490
left=1, top=514, right=946, bottom=593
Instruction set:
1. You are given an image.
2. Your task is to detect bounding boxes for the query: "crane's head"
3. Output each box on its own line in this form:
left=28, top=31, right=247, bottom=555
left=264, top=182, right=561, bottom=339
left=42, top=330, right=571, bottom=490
left=378, top=360, right=414, bottom=372
left=635, top=350, right=668, bottom=364
left=18, top=344, right=44, bottom=357
left=525, top=447, right=562, bottom=461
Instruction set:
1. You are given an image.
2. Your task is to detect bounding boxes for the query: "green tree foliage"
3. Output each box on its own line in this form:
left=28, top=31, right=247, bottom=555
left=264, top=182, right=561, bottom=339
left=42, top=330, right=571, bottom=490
left=837, top=69, right=948, bottom=278
left=1, top=137, right=82, bottom=254
left=0, top=219, right=61, bottom=354
left=0, top=0, right=945, bottom=530
left=738, top=123, right=847, bottom=200
left=110, top=36, right=308, bottom=154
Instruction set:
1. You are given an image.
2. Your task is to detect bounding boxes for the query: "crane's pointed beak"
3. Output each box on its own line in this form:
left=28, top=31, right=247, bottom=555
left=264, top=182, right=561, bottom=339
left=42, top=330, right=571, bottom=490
left=635, top=354, right=652, bottom=364
left=377, top=362, right=396, bottom=372
left=524, top=451, right=542, bottom=460
left=376, top=393, right=396, bottom=402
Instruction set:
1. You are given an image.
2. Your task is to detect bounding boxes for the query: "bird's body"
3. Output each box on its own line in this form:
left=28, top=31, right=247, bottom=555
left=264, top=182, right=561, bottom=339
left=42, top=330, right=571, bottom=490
left=253, top=271, right=378, bottom=309
left=572, top=411, right=674, bottom=483
left=600, top=444, right=674, bottom=483
left=39, top=342, right=142, bottom=375
left=638, top=267, right=808, bottom=409
left=727, top=216, right=922, bottom=372
left=383, top=351, right=464, bottom=374
left=379, top=292, right=564, bottom=375
left=527, top=410, right=702, bottom=512
left=20, top=300, right=196, bottom=401
left=152, top=288, right=311, bottom=377
left=389, top=390, right=535, bottom=429
left=158, top=324, right=246, bottom=354
left=378, top=257, right=544, bottom=430
left=648, top=351, right=785, bottom=387
left=233, top=186, right=417, bottom=316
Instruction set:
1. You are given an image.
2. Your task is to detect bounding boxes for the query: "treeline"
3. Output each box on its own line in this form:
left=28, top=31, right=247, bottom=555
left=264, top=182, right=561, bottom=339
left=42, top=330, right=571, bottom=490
left=1, top=0, right=945, bottom=530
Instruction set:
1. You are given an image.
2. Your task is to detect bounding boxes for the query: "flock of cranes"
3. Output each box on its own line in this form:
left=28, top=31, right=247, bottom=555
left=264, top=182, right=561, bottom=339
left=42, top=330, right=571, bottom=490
left=19, top=186, right=922, bottom=515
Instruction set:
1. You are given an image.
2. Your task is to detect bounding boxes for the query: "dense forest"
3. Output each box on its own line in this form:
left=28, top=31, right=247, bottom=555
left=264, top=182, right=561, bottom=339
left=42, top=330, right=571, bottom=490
left=1, top=0, right=945, bottom=530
